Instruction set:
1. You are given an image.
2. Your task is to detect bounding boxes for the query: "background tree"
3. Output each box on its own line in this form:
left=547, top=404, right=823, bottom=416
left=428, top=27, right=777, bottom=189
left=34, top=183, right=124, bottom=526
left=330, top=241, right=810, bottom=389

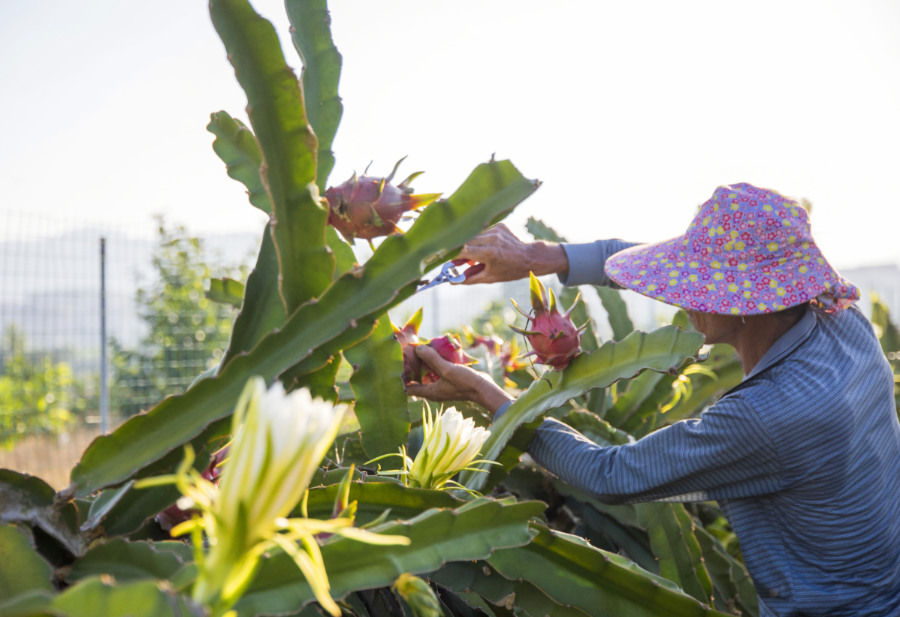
left=0, top=325, right=89, bottom=445
left=111, top=219, right=248, bottom=418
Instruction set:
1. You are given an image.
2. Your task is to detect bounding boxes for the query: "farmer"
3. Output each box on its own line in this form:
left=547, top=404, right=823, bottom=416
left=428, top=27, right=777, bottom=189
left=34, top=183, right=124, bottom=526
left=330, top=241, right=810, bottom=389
left=407, top=183, right=900, bottom=616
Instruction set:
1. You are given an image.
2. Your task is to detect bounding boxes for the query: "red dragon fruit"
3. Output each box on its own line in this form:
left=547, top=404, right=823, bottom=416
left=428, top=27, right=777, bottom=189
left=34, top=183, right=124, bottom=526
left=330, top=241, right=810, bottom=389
left=510, top=272, right=585, bottom=370
left=392, top=307, right=426, bottom=384
left=423, top=334, right=476, bottom=384
left=392, top=309, right=475, bottom=384
left=324, top=159, right=440, bottom=245
left=463, top=328, right=504, bottom=356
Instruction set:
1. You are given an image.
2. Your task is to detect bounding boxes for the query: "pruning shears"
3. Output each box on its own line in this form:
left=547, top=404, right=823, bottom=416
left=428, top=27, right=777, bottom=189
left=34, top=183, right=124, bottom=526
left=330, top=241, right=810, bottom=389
left=416, top=259, right=485, bottom=293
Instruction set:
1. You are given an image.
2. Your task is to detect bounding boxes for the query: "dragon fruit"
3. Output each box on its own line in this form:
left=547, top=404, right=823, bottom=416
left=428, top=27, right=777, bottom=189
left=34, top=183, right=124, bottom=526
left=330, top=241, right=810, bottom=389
left=423, top=334, right=476, bottom=384
left=510, top=272, right=585, bottom=370
left=392, top=308, right=425, bottom=384
left=392, top=309, right=475, bottom=384
left=324, top=159, right=440, bottom=244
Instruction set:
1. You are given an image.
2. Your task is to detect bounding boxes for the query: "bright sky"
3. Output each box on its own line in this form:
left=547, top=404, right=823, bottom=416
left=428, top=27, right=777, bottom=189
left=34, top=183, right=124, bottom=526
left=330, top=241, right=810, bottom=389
left=2, top=1, right=899, bottom=271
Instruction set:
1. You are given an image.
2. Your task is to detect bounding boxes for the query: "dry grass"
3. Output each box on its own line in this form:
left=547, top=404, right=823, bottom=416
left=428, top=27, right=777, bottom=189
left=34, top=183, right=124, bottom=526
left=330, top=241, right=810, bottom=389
left=0, top=427, right=103, bottom=491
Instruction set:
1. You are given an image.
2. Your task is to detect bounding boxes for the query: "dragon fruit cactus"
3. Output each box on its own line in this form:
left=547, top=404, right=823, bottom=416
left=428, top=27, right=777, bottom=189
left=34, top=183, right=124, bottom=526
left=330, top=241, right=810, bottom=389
left=392, top=309, right=475, bottom=385
left=510, top=272, right=586, bottom=370
left=324, top=158, right=441, bottom=245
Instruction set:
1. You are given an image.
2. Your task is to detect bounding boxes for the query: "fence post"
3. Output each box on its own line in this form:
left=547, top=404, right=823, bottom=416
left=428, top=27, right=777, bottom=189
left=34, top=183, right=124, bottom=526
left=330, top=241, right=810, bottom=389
left=99, top=237, right=110, bottom=434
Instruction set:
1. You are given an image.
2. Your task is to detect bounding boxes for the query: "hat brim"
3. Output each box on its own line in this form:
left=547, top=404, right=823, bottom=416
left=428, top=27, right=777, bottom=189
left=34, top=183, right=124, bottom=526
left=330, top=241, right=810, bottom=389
left=604, top=236, right=858, bottom=315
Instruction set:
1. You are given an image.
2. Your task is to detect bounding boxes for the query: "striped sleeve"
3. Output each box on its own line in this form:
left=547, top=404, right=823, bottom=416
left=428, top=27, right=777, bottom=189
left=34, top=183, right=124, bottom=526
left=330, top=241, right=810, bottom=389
left=527, top=396, right=783, bottom=504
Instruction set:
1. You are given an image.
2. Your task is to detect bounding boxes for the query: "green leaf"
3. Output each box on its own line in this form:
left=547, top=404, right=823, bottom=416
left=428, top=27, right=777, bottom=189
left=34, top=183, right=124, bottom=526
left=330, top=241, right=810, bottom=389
left=0, top=588, right=55, bottom=617
left=345, top=316, right=410, bottom=459
left=559, top=409, right=631, bottom=447
left=70, top=159, right=536, bottom=497
left=207, top=111, right=271, bottom=213
left=210, top=0, right=334, bottom=313
left=636, top=504, right=714, bottom=605
left=488, top=524, right=731, bottom=616
left=597, top=286, right=635, bottom=341
left=285, top=0, right=343, bottom=191
left=81, top=441, right=226, bottom=539
left=693, top=524, right=758, bottom=615
left=67, top=539, right=192, bottom=585
left=873, top=292, right=900, bottom=354
left=0, top=470, right=87, bottom=557
left=289, top=353, right=343, bottom=402
left=432, top=561, right=590, bottom=617
left=206, top=277, right=245, bottom=309
left=204, top=117, right=288, bottom=362
left=303, top=479, right=464, bottom=526
left=223, top=228, right=288, bottom=366
left=233, top=498, right=543, bottom=617
left=50, top=577, right=199, bottom=617
left=462, top=326, right=704, bottom=491
left=524, top=217, right=564, bottom=244
left=0, top=525, right=54, bottom=598
left=207, top=110, right=356, bottom=279
left=559, top=287, right=599, bottom=353
left=604, top=369, right=668, bottom=428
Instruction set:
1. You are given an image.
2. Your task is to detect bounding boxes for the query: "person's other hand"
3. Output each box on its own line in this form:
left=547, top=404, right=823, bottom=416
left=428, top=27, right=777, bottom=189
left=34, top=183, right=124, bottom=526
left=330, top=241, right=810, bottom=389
left=458, top=223, right=569, bottom=284
left=405, top=346, right=513, bottom=414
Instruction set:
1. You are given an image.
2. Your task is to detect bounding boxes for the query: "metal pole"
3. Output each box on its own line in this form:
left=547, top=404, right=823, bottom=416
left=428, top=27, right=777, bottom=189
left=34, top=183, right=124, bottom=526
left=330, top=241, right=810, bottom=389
left=99, top=237, right=110, bottom=434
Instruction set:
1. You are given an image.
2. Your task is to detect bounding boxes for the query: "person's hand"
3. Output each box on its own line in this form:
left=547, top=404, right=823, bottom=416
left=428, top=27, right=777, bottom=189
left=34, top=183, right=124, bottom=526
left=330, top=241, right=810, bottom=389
left=406, top=346, right=513, bottom=414
left=458, top=223, right=569, bottom=284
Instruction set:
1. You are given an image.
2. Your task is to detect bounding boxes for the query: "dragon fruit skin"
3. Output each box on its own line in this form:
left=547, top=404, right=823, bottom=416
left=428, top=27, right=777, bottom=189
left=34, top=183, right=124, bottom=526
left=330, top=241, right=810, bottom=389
left=511, top=272, right=585, bottom=370
left=392, top=309, right=476, bottom=385
left=422, top=334, right=476, bottom=384
left=392, top=308, right=425, bottom=384
left=324, top=160, right=440, bottom=243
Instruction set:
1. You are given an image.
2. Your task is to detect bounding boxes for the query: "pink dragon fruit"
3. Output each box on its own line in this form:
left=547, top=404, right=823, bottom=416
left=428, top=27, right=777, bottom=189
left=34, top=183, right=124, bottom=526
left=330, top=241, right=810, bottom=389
left=392, top=309, right=475, bottom=385
left=324, top=159, right=440, bottom=244
left=510, top=272, right=585, bottom=370
left=422, top=334, right=476, bottom=384
left=463, top=328, right=504, bottom=356
left=392, top=308, right=426, bottom=384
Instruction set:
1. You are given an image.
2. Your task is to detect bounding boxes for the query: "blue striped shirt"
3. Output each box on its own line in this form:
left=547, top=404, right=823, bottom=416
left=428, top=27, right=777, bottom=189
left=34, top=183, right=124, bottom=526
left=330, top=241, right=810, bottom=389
left=517, top=240, right=900, bottom=616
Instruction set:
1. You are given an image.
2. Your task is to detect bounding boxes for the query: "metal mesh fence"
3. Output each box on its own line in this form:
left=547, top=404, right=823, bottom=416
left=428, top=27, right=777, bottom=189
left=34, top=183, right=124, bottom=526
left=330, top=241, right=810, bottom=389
left=0, top=211, right=254, bottom=488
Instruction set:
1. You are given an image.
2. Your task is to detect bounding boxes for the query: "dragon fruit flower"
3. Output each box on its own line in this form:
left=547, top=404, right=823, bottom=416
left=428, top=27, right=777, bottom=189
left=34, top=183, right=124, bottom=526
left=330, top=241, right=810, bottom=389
left=408, top=406, right=491, bottom=490
left=511, top=272, right=586, bottom=370
left=393, top=573, right=442, bottom=617
left=139, top=377, right=409, bottom=617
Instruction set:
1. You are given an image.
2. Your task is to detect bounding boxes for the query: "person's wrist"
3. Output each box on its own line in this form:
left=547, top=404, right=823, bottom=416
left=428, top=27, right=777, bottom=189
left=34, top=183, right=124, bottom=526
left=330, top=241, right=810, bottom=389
left=476, top=387, right=514, bottom=414
left=529, top=242, right=569, bottom=278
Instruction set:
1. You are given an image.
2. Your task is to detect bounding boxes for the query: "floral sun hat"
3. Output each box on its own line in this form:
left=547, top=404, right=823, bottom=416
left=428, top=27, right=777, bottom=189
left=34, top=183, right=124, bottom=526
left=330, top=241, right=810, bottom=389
left=604, top=183, right=859, bottom=315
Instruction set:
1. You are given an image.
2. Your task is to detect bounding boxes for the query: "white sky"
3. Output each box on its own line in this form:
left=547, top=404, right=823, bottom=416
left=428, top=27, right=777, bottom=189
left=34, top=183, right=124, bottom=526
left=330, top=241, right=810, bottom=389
left=1, top=1, right=899, bottom=271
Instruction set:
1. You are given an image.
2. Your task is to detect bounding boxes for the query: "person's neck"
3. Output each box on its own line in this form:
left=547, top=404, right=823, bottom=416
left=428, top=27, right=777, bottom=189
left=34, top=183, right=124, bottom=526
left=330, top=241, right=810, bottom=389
left=731, top=312, right=804, bottom=374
